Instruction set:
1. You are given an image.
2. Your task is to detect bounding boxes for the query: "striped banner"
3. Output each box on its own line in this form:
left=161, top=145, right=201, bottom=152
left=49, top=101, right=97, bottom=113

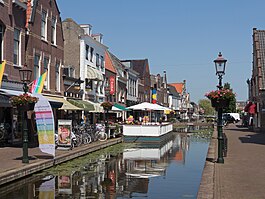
left=33, top=93, right=55, bottom=157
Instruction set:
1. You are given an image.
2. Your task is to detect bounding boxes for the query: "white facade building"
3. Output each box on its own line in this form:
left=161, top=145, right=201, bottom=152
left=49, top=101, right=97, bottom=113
left=79, top=25, right=108, bottom=103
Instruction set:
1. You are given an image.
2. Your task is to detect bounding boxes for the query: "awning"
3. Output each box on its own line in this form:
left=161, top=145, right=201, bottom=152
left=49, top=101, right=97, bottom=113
left=0, top=88, right=24, bottom=96
left=88, top=101, right=104, bottom=113
left=0, top=89, right=27, bottom=107
left=68, top=99, right=95, bottom=112
left=87, top=67, right=104, bottom=81
left=45, top=96, right=82, bottom=110
left=113, top=103, right=127, bottom=111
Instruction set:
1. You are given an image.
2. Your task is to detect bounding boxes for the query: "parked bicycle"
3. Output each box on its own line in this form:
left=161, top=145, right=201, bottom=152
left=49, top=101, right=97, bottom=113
left=0, top=123, right=10, bottom=143
left=93, top=123, right=108, bottom=141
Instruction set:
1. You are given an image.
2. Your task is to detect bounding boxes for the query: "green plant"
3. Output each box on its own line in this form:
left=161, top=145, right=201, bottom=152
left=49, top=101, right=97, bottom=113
left=100, top=101, right=113, bottom=110
left=10, top=94, right=38, bottom=106
left=205, top=89, right=235, bottom=102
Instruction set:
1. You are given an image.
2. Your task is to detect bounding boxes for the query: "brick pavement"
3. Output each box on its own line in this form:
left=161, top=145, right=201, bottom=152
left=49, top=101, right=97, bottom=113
left=198, top=123, right=265, bottom=199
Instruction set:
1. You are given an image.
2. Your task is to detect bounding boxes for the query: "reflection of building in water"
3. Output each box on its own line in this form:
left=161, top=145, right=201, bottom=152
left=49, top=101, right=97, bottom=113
left=120, top=139, right=173, bottom=196
left=171, top=133, right=190, bottom=165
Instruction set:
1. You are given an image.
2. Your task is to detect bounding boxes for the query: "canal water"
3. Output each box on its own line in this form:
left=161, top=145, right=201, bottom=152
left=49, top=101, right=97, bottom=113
left=0, top=128, right=212, bottom=199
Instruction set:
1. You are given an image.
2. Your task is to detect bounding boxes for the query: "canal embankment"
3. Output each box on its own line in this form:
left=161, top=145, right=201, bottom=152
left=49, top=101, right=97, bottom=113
left=0, top=137, right=122, bottom=186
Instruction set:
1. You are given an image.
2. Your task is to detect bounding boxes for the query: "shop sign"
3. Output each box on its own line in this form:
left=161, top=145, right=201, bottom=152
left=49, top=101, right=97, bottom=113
left=58, top=119, right=72, bottom=147
left=109, top=76, right=115, bottom=95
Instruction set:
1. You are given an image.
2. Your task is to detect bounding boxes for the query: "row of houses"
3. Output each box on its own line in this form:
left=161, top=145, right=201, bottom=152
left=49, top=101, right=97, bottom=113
left=247, top=28, right=265, bottom=131
left=0, top=0, right=192, bottom=145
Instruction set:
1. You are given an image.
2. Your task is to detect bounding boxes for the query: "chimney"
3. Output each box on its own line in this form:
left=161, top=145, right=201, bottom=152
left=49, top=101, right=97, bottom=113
left=80, top=24, right=92, bottom=36
left=26, top=0, right=31, bottom=29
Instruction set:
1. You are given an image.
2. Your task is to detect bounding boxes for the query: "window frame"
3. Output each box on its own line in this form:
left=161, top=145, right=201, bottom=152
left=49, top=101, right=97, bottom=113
left=55, top=62, right=60, bottom=91
left=43, top=56, right=50, bottom=90
left=33, top=54, right=40, bottom=79
left=51, top=16, right=57, bottom=45
left=90, top=47, right=94, bottom=62
left=0, top=24, right=4, bottom=62
left=13, top=28, right=21, bottom=66
left=41, top=10, right=47, bottom=40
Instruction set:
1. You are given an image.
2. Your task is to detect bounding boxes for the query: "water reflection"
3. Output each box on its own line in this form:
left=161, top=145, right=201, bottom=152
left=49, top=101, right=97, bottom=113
left=0, top=130, right=212, bottom=199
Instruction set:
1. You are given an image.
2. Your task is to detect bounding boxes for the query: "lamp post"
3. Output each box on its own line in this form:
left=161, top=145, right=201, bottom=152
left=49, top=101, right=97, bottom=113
left=19, top=65, right=32, bottom=163
left=214, top=52, right=227, bottom=163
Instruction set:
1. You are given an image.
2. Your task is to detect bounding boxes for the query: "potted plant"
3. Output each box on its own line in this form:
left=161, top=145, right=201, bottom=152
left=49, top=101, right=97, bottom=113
left=10, top=94, right=38, bottom=111
left=205, top=89, right=235, bottom=109
left=100, top=101, right=113, bottom=111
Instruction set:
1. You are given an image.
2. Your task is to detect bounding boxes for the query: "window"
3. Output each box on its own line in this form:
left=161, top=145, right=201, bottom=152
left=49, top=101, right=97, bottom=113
left=85, top=45, right=89, bottom=60
left=51, top=17, right=56, bottom=44
left=0, top=25, right=3, bottom=62
left=41, top=10, right=47, bottom=39
left=33, top=54, right=40, bottom=79
left=55, top=62, right=60, bottom=91
left=85, top=78, right=92, bottom=90
left=90, top=47, right=94, bottom=62
left=63, top=66, right=75, bottom=78
left=96, top=53, right=99, bottom=67
left=13, top=28, right=20, bottom=65
left=43, top=57, right=49, bottom=89
left=100, top=56, right=104, bottom=70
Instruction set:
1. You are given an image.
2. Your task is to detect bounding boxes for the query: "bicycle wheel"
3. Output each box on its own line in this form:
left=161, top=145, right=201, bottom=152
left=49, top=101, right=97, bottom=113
left=75, top=134, right=82, bottom=147
left=83, top=134, right=92, bottom=144
left=98, top=132, right=108, bottom=141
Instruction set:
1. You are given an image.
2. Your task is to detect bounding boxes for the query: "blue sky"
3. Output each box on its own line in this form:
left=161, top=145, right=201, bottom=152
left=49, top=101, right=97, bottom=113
left=57, top=0, right=265, bottom=103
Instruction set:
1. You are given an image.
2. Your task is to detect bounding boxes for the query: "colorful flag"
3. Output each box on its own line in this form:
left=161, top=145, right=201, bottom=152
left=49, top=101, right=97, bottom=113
left=0, top=60, right=6, bottom=87
left=30, top=71, right=47, bottom=93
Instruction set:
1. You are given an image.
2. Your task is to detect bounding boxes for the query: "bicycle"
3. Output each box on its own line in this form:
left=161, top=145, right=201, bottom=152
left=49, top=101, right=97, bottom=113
left=0, top=123, right=10, bottom=142
left=94, top=123, right=108, bottom=141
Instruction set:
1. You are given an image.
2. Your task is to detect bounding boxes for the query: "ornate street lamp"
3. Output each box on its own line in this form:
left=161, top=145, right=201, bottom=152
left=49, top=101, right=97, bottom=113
left=214, top=52, right=227, bottom=89
left=19, top=65, right=32, bottom=163
left=19, top=65, right=32, bottom=93
left=213, top=52, right=227, bottom=164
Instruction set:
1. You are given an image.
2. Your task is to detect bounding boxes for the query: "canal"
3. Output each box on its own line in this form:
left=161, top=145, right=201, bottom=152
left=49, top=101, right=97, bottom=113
left=0, top=127, right=212, bottom=199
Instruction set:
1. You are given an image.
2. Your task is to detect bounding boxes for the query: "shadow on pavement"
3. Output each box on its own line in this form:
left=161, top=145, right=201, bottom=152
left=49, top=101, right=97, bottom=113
left=239, top=133, right=265, bottom=145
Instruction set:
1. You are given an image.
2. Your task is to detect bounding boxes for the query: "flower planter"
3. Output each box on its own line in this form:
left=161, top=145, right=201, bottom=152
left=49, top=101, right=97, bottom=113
left=17, top=103, right=35, bottom=111
left=211, top=99, right=229, bottom=109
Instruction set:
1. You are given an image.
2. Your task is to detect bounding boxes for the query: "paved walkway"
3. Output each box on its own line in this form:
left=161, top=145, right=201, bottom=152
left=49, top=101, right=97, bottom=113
left=198, top=123, right=265, bottom=199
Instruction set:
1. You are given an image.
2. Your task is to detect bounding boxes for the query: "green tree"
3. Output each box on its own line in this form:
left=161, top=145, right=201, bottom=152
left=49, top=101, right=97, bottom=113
left=198, top=99, right=215, bottom=115
left=223, top=82, right=236, bottom=113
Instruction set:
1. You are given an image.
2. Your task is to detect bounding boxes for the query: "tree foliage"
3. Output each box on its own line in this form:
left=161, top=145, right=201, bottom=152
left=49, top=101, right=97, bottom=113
left=198, top=99, right=215, bottom=115
left=223, top=82, right=236, bottom=113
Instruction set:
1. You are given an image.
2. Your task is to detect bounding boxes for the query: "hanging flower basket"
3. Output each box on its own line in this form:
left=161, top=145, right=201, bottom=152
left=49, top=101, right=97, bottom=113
left=10, top=94, right=38, bottom=111
left=211, top=98, right=230, bottom=109
left=16, top=102, right=35, bottom=111
left=101, top=101, right=113, bottom=111
left=205, top=89, right=235, bottom=110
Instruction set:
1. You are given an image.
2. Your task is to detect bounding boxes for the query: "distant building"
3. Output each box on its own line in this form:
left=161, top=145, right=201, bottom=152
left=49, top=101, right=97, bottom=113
left=249, top=28, right=265, bottom=131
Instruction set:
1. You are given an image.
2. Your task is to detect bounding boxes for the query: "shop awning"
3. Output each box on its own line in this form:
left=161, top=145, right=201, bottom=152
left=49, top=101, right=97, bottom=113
left=87, top=67, right=104, bottom=81
left=45, top=96, right=82, bottom=110
left=88, top=101, right=104, bottom=113
left=68, top=99, right=95, bottom=112
left=113, top=103, right=127, bottom=111
left=0, top=88, right=24, bottom=96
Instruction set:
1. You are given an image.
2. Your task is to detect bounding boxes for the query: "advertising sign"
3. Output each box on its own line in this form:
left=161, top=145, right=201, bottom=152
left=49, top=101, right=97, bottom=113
left=58, top=119, right=72, bottom=147
left=109, top=76, right=115, bottom=95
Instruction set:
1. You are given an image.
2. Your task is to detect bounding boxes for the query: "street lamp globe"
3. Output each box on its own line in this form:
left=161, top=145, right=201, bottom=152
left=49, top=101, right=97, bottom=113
left=19, top=65, right=32, bottom=83
left=214, top=52, right=227, bottom=76
left=19, top=65, right=32, bottom=93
